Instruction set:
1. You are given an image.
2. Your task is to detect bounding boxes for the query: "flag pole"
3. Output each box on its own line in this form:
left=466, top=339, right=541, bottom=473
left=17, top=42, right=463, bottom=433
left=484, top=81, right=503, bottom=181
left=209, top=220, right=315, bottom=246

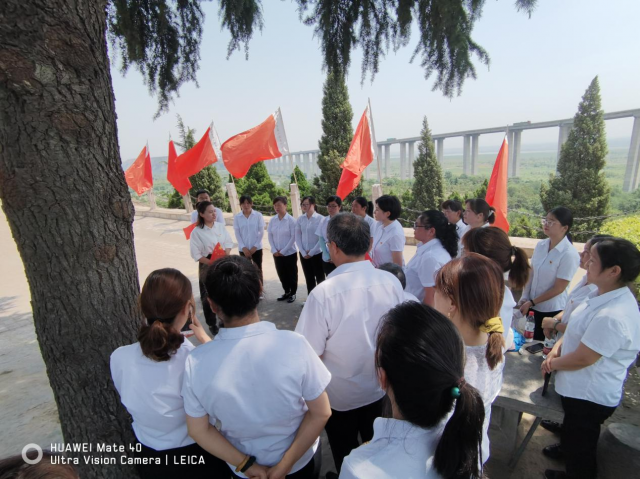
left=276, top=107, right=297, bottom=187
left=368, top=98, right=382, bottom=186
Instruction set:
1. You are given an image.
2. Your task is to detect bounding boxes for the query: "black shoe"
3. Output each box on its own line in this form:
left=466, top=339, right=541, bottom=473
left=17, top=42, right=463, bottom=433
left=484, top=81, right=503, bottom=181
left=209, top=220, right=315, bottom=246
left=277, top=293, right=290, bottom=301
left=541, top=420, right=563, bottom=435
left=544, top=469, right=569, bottom=479
left=287, top=294, right=296, bottom=303
left=325, top=473, right=338, bottom=479
left=542, top=443, right=564, bottom=460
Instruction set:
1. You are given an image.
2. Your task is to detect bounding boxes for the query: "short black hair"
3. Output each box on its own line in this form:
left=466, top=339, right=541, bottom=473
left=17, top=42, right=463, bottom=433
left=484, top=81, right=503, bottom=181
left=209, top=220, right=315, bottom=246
left=239, top=195, right=253, bottom=205
left=594, top=238, right=640, bottom=284
left=301, top=195, right=316, bottom=206
left=376, top=195, right=402, bottom=220
left=379, top=262, right=406, bottom=289
left=441, top=199, right=463, bottom=213
left=327, top=213, right=370, bottom=257
left=205, top=256, right=261, bottom=320
left=326, top=195, right=342, bottom=207
left=195, top=189, right=210, bottom=197
left=273, top=196, right=287, bottom=205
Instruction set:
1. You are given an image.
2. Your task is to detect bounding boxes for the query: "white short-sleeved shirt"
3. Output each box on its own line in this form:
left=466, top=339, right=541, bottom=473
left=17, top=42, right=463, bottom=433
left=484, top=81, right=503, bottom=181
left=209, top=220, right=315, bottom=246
left=191, top=207, right=225, bottom=225
left=555, top=287, right=640, bottom=407
left=362, top=215, right=377, bottom=237
left=110, top=341, right=195, bottom=451
left=371, top=220, right=406, bottom=267
left=295, top=261, right=405, bottom=411
left=455, top=219, right=469, bottom=258
left=315, top=215, right=334, bottom=263
left=182, top=322, right=331, bottom=477
left=500, top=286, right=517, bottom=341
left=557, top=276, right=597, bottom=340
left=404, top=239, right=452, bottom=302
left=233, top=210, right=265, bottom=251
left=403, top=291, right=421, bottom=303
left=267, top=213, right=297, bottom=256
left=189, top=222, right=235, bottom=262
left=296, top=212, right=323, bottom=257
left=340, top=417, right=446, bottom=479
left=465, top=344, right=505, bottom=464
left=522, top=236, right=580, bottom=312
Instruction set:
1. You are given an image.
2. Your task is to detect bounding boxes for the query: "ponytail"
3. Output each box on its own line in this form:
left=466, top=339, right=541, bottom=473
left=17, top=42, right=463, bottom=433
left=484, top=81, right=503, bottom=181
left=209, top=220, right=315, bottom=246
left=138, top=320, right=184, bottom=362
left=434, top=381, right=485, bottom=478
left=485, top=331, right=505, bottom=370
left=508, top=246, right=531, bottom=291
left=487, top=207, right=496, bottom=225
left=418, top=210, right=459, bottom=257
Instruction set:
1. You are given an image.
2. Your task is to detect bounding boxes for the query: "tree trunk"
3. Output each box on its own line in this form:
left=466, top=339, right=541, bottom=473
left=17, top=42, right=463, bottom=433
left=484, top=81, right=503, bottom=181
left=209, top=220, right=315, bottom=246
left=0, top=1, right=140, bottom=477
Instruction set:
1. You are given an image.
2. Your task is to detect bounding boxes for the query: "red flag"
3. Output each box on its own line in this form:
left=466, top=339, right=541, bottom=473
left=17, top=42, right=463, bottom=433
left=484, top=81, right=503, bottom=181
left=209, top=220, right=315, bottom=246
left=221, top=109, right=289, bottom=178
left=167, top=139, right=192, bottom=195
left=183, top=223, right=197, bottom=240
left=486, top=136, right=510, bottom=233
left=173, top=125, right=221, bottom=185
left=209, top=243, right=226, bottom=264
left=336, top=103, right=377, bottom=199
left=124, top=145, right=153, bottom=195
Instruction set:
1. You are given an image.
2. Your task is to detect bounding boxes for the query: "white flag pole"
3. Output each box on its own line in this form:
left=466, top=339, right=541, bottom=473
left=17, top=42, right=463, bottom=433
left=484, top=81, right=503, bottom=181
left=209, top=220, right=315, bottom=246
left=275, top=107, right=297, bottom=186
left=368, top=98, right=382, bottom=186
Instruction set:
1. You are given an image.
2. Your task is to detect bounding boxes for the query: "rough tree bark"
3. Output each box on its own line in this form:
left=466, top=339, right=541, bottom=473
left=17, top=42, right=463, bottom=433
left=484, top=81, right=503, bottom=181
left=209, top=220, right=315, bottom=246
left=0, top=1, right=140, bottom=477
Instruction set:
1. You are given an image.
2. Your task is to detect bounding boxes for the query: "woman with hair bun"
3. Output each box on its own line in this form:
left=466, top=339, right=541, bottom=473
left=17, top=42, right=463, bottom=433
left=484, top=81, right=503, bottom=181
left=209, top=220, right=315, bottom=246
left=405, top=210, right=457, bottom=306
left=541, top=238, right=640, bottom=479
left=110, top=268, right=227, bottom=479
left=464, top=198, right=495, bottom=229
left=340, top=302, right=486, bottom=479
left=519, top=206, right=580, bottom=340
left=463, top=226, right=531, bottom=344
left=434, top=254, right=506, bottom=465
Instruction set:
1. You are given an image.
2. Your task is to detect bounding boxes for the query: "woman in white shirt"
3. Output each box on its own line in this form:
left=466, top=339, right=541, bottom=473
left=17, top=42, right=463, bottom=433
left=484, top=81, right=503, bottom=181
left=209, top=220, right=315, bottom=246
left=182, top=256, right=332, bottom=479
left=110, top=268, right=228, bottom=479
left=462, top=226, right=531, bottom=346
left=268, top=196, right=298, bottom=303
left=371, top=195, right=405, bottom=268
left=340, top=301, right=486, bottom=479
left=316, top=195, right=342, bottom=276
left=190, top=201, right=234, bottom=335
left=295, top=196, right=326, bottom=293
left=434, top=254, right=506, bottom=465
left=234, top=195, right=265, bottom=281
left=351, top=197, right=376, bottom=235
left=405, top=210, right=457, bottom=306
left=541, top=238, right=640, bottom=479
left=441, top=199, right=469, bottom=257
left=519, top=207, right=580, bottom=340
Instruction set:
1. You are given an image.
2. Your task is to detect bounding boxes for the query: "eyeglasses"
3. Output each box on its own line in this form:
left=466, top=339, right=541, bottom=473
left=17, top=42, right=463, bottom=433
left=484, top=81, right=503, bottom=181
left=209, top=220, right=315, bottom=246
left=301, top=203, right=310, bottom=207
left=413, top=222, right=431, bottom=229
left=541, top=219, right=557, bottom=227
left=327, top=204, right=339, bottom=209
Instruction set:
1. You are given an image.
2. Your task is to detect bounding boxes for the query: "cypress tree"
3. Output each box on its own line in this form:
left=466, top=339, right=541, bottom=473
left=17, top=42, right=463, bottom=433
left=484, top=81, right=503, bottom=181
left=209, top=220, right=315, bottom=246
left=291, top=165, right=312, bottom=198
left=235, top=161, right=286, bottom=210
left=540, top=77, right=609, bottom=239
left=313, top=71, right=363, bottom=202
left=409, top=117, right=444, bottom=211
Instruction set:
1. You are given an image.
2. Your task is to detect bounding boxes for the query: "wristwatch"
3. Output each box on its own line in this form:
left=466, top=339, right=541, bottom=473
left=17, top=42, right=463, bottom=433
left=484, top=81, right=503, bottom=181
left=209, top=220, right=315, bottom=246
left=552, top=319, right=561, bottom=331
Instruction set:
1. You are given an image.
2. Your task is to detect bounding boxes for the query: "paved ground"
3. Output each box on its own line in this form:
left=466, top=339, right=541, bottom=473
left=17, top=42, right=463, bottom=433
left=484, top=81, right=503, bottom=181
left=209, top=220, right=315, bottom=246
left=1, top=210, right=638, bottom=478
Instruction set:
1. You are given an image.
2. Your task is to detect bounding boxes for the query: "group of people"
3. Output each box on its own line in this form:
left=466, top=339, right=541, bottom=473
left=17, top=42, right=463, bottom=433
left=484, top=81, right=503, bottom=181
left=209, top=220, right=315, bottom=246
left=106, top=191, right=640, bottom=479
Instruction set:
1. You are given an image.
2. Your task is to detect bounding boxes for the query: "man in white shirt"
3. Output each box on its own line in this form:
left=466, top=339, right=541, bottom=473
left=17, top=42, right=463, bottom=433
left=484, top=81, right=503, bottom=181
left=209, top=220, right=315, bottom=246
left=441, top=199, right=468, bottom=257
left=190, top=189, right=225, bottom=225
left=295, top=213, right=405, bottom=473
left=233, top=195, right=265, bottom=281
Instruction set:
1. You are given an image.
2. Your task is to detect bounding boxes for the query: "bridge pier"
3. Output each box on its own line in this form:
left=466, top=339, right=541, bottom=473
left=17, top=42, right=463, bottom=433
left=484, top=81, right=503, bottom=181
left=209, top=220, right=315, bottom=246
left=508, top=130, right=522, bottom=178
left=384, top=144, right=390, bottom=177
left=623, top=116, right=640, bottom=192
left=400, top=142, right=407, bottom=180
left=471, top=134, right=480, bottom=175
left=436, top=138, right=444, bottom=165
left=463, top=135, right=471, bottom=175
left=408, top=141, right=415, bottom=178
left=556, top=123, right=572, bottom=168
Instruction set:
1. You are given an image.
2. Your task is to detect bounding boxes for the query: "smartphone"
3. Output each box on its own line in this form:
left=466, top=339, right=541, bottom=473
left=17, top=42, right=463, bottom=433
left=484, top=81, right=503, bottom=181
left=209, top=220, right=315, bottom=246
left=526, top=343, right=544, bottom=354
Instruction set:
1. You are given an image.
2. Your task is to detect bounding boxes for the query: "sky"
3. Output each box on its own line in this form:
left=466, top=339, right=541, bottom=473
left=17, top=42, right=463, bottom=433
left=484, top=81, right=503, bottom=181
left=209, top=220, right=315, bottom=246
left=111, top=0, right=640, bottom=161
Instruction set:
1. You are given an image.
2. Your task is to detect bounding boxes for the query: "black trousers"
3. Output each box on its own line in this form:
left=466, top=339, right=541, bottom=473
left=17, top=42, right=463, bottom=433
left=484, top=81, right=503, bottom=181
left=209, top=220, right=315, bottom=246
left=229, top=442, right=322, bottom=479
left=531, top=308, right=562, bottom=341
left=324, top=397, right=384, bottom=473
left=240, top=249, right=263, bottom=283
left=299, top=253, right=325, bottom=294
left=136, top=441, right=230, bottom=479
left=560, top=395, right=616, bottom=479
left=198, top=261, right=218, bottom=335
left=274, top=253, right=299, bottom=295
left=322, top=261, right=336, bottom=276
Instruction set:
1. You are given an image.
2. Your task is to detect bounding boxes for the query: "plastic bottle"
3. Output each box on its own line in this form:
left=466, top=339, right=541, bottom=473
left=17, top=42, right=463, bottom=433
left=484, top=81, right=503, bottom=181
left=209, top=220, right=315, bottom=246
left=543, top=335, right=556, bottom=358
left=524, top=311, right=535, bottom=342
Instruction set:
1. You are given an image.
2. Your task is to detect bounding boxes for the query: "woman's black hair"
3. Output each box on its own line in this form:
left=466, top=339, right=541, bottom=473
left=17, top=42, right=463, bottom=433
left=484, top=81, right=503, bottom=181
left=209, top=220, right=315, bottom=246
left=301, top=195, right=316, bottom=206
left=465, top=198, right=495, bottom=225
left=273, top=196, right=287, bottom=205
left=354, top=196, right=374, bottom=216
left=204, top=255, right=261, bottom=322
left=196, top=201, right=213, bottom=228
left=593, top=238, right=640, bottom=284
left=326, top=195, right=342, bottom=207
left=376, top=195, right=402, bottom=221
left=417, top=210, right=459, bottom=257
left=377, top=302, right=485, bottom=478
left=549, top=206, right=574, bottom=242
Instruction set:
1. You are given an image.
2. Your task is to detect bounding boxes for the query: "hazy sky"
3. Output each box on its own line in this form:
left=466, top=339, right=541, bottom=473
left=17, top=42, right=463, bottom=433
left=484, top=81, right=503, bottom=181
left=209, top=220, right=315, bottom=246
left=111, top=0, right=640, bottom=161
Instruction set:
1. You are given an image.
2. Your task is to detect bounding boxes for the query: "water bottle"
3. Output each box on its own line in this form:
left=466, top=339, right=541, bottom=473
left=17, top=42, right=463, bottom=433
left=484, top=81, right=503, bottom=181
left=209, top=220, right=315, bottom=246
left=524, top=311, right=535, bottom=342
left=543, top=335, right=556, bottom=358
